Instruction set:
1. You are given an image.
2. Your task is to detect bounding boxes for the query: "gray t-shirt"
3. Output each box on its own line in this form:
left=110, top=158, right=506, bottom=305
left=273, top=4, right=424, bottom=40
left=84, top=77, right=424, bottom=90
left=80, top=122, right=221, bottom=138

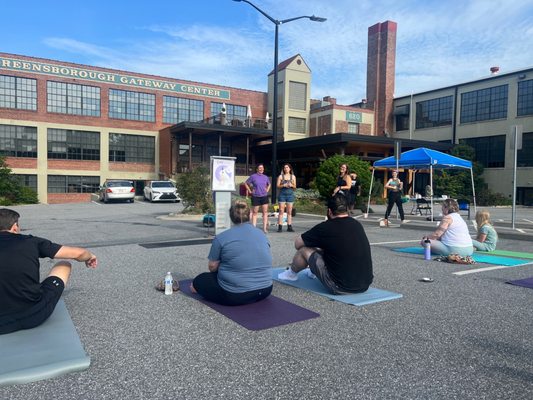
left=208, top=223, right=273, bottom=293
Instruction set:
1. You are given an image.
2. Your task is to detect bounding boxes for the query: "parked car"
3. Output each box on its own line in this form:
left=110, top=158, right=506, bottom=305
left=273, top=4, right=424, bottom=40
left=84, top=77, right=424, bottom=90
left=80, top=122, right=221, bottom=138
left=99, top=180, right=135, bottom=203
left=143, top=180, right=181, bottom=202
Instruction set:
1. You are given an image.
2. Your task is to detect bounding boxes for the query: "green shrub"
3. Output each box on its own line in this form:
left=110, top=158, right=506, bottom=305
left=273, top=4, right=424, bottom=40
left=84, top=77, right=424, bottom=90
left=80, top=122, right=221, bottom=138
left=314, top=155, right=372, bottom=199
left=175, top=166, right=213, bottom=213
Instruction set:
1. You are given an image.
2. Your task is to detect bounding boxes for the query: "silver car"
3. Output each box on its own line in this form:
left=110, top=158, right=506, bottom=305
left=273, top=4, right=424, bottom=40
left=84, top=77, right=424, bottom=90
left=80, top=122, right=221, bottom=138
left=99, top=180, right=135, bottom=203
left=143, top=180, right=180, bottom=202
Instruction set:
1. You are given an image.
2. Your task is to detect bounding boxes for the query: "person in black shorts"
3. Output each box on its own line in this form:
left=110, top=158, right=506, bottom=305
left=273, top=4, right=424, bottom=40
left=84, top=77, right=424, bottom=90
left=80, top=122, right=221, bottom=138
left=0, top=208, right=98, bottom=335
left=278, top=193, right=373, bottom=294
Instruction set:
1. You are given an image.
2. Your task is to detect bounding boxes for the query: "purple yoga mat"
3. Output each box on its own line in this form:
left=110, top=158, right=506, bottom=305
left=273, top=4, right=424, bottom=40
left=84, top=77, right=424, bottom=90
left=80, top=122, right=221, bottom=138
left=506, top=277, right=533, bottom=289
left=179, top=279, right=319, bottom=331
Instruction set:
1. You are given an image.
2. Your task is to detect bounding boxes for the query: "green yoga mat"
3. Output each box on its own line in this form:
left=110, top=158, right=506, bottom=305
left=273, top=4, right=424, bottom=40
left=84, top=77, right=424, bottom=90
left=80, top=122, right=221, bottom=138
left=484, top=249, right=533, bottom=260
left=394, top=247, right=531, bottom=266
left=0, top=299, right=90, bottom=386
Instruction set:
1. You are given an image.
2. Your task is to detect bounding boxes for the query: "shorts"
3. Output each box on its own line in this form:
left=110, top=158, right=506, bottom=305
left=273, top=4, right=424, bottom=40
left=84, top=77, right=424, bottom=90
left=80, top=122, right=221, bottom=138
left=0, top=276, right=65, bottom=335
left=308, top=251, right=368, bottom=295
left=278, top=190, right=295, bottom=204
left=251, top=195, right=269, bottom=206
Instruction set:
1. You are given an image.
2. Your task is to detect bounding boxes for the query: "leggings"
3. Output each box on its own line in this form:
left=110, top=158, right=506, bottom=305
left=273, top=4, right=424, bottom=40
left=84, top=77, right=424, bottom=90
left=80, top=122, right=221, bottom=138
left=192, top=272, right=272, bottom=306
left=385, top=191, right=405, bottom=220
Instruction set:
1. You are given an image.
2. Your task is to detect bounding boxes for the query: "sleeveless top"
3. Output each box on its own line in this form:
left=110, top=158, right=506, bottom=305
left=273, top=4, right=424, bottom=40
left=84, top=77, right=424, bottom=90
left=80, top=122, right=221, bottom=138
left=441, top=213, right=473, bottom=248
left=279, top=174, right=294, bottom=194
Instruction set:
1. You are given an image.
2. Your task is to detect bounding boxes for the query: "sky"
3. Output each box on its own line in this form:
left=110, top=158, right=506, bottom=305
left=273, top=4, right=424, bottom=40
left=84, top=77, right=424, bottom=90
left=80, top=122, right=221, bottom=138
left=2, top=0, right=532, bottom=105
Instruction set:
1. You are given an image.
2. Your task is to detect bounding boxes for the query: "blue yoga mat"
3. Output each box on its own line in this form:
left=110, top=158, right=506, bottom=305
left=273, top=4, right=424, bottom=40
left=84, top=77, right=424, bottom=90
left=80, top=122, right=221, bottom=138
left=393, top=247, right=531, bottom=266
left=0, top=299, right=90, bottom=387
left=179, top=279, right=319, bottom=330
left=271, top=268, right=402, bottom=306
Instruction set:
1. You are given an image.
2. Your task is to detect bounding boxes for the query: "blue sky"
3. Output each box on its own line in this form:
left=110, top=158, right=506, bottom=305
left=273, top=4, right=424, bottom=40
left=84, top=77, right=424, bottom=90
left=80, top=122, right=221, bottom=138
left=2, top=0, right=532, bottom=104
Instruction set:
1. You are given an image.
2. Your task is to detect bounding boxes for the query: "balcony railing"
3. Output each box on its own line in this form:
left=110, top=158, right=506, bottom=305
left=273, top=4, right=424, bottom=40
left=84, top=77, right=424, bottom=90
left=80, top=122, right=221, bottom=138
left=175, top=162, right=253, bottom=176
left=197, top=114, right=271, bottom=130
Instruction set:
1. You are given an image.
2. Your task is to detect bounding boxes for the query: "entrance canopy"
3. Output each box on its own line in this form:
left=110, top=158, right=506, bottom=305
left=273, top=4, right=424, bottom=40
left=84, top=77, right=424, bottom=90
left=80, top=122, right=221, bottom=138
left=368, top=147, right=476, bottom=221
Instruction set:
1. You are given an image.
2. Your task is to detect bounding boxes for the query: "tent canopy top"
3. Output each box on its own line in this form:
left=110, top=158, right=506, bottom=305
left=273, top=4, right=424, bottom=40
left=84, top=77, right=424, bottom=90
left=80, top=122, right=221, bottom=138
left=373, top=147, right=472, bottom=169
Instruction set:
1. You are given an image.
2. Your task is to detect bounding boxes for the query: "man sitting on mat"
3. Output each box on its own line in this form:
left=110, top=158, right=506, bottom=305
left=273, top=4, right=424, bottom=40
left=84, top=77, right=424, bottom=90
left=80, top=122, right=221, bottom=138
left=278, top=193, right=373, bottom=294
left=0, top=208, right=98, bottom=335
left=191, top=200, right=273, bottom=306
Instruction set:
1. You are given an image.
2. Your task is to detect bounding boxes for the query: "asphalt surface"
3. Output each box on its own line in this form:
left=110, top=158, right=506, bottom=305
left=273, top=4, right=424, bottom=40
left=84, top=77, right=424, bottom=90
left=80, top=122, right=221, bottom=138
left=1, top=200, right=532, bottom=399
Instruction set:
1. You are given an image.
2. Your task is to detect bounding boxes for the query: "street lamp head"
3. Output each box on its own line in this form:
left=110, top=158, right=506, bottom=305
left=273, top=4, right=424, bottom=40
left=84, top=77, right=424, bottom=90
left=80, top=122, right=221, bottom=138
left=310, top=15, right=327, bottom=22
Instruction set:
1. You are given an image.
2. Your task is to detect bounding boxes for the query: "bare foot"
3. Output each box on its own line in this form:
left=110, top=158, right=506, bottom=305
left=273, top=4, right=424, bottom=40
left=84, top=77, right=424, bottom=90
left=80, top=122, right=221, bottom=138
left=189, top=283, right=197, bottom=294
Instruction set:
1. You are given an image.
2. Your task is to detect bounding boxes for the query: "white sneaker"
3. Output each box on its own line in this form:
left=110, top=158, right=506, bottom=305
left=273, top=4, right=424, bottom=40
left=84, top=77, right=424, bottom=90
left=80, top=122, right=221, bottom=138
left=305, top=268, right=317, bottom=279
left=278, top=268, right=298, bottom=281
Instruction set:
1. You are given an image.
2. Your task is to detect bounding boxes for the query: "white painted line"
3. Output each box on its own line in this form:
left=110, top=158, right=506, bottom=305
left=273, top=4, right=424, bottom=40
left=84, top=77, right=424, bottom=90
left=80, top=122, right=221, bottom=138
left=523, top=218, right=533, bottom=224
left=453, top=265, right=508, bottom=275
left=370, top=239, right=420, bottom=245
left=91, top=201, right=102, bottom=206
left=517, top=229, right=526, bottom=233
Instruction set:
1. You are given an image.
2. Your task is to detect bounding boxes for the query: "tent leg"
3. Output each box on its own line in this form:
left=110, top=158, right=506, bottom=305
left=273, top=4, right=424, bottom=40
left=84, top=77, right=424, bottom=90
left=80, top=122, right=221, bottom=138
left=430, top=165, right=434, bottom=222
left=366, top=169, right=375, bottom=217
left=470, top=168, right=477, bottom=216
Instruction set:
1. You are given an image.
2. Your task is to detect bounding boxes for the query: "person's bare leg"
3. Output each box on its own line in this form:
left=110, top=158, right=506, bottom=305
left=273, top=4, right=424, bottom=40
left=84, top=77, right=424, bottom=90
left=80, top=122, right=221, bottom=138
left=278, top=202, right=285, bottom=226
left=261, top=203, right=269, bottom=233
left=291, top=247, right=315, bottom=273
left=48, top=261, right=72, bottom=285
left=251, top=206, right=259, bottom=227
left=286, top=203, right=293, bottom=225
left=190, top=283, right=197, bottom=293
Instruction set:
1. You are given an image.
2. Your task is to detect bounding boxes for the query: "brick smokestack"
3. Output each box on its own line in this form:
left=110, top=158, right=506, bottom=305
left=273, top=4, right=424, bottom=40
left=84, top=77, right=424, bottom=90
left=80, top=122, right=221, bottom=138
left=366, top=20, right=397, bottom=136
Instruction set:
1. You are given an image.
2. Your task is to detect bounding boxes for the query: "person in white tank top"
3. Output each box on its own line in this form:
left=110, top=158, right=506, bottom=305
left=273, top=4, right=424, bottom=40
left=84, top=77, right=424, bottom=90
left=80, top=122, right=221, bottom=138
left=420, top=199, right=473, bottom=257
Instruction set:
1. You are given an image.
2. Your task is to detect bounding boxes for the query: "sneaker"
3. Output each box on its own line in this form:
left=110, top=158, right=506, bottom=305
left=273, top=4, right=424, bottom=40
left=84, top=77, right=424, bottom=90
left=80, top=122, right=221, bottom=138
left=277, top=224, right=282, bottom=232
left=287, top=224, right=294, bottom=232
left=278, top=268, right=298, bottom=281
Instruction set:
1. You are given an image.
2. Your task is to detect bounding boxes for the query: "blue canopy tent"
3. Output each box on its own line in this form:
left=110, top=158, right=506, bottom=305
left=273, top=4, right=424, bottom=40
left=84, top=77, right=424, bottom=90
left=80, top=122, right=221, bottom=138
left=367, top=148, right=476, bottom=221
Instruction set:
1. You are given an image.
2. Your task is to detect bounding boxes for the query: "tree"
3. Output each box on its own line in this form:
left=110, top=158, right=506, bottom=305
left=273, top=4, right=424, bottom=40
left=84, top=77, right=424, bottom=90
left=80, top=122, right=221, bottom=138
left=175, top=166, right=213, bottom=213
left=0, top=156, right=38, bottom=205
left=314, top=154, right=372, bottom=201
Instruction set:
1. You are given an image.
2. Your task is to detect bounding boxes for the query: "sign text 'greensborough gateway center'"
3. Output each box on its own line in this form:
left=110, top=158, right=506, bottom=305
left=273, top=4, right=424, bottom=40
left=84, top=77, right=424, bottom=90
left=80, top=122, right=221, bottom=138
left=1, top=56, right=230, bottom=100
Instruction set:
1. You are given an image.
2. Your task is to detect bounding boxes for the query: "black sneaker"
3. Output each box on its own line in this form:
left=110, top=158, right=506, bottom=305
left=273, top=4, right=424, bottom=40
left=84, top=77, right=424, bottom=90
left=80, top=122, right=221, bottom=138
left=277, top=224, right=282, bottom=232
left=287, top=225, right=294, bottom=232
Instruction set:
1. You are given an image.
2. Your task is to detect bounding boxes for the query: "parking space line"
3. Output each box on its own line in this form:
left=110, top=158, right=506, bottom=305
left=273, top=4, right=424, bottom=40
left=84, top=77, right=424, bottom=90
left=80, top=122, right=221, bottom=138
left=453, top=265, right=508, bottom=275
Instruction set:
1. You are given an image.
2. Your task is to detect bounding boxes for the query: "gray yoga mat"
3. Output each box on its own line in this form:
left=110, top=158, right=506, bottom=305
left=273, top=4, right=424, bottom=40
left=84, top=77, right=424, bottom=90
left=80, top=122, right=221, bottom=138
left=0, top=299, right=91, bottom=386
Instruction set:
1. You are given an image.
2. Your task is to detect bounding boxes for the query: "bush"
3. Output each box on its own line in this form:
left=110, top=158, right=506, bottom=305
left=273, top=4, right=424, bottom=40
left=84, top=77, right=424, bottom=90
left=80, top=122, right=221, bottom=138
left=314, top=155, right=372, bottom=199
left=175, top=166, right=213, bottom=213
left=0, top=156, right=39, bottom=205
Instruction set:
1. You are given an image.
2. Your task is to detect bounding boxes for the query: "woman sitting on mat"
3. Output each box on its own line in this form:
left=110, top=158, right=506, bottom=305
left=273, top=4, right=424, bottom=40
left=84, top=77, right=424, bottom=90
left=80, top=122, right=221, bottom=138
left=472, top=210, right=498, bottom=252
left=420, top=199, right=473, bottom=257
left=190, top=200, right=273, bottom=306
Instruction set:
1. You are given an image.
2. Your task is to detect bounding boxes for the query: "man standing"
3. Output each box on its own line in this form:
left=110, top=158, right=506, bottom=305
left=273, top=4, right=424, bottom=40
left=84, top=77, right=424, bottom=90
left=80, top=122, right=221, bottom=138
left=278, top=193, right=373, bottom=294
left=0, top=208, right=98, bottom=335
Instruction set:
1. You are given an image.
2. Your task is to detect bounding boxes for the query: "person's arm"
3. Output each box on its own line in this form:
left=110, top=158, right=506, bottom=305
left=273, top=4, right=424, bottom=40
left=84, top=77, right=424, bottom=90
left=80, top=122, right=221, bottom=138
left=54, top=246, right=97, bottom=268
left=476, top=226, right=487, bottom=243
left=384, top=179, right=392, bottom=190
left=291, top=175, right=296, bottom=189
left=276, top=175, right=284, bottom=189
left=425, top=215, right=452, bottom=240
left=341, top=175, right=352, bottom=191
left=208, top=259, right=220, bottom=272
left=244, top=178, right=253, bottom=195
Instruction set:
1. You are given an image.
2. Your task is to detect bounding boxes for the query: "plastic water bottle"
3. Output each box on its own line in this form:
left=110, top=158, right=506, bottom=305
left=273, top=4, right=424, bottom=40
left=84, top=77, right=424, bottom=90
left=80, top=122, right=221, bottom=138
left=164, top=272, right=173, bottom=295
left=423, top=239, right=431, bottom=261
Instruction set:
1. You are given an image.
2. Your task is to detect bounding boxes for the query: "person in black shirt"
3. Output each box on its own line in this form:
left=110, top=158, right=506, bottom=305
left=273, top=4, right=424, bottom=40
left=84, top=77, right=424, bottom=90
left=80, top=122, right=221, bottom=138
left=0, top=208, right=98, bottom=335
left=278, top=193, right=373, bottom=294
left=348, top=172, right=361, bottom=214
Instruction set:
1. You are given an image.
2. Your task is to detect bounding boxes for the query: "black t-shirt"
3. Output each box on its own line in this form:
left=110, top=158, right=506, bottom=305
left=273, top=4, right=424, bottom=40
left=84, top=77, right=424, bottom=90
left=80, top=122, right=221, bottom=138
left=0, top=232, right=62, bottom=316
left=301, top=217, right=373, bottom=291
left=350, top=179, right=361, bottom=195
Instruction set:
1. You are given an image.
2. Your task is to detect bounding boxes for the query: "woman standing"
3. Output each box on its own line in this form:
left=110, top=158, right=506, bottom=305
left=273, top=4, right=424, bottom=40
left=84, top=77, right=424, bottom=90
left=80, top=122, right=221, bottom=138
left=191, top=200, right=273, bottom=306
left=244, top=164, right=271, bottom=234
left=276, top=163, right=296, bottom=232
left=383, top=170, right=405, bottom=226
left=420, top=199, right=473, bottom=256
left=332, top=163, right=352, bottom=197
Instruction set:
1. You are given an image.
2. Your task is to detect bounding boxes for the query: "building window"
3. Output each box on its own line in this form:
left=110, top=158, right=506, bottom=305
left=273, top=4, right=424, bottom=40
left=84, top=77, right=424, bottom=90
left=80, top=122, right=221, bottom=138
left=288, top=117, right=306, bottom=134
left=47, top=81, right=100, bottom=116
left=13, top=174, right=37, bottom=191
left=461, top=135, right=506, bottom=168
left=517, top=79, right=533, bottom=117
left=518, top=132, right=533, bottom=167
left=163, top=96, right=204, bottom=124
left=460, top=85, right=508, bottom=123
left=47, top=175, right=100, bottom=193
left=415, top=96, right=453, bottom=128
left=210, top=102, right=247, bottom=121
left=109, top=89, right=155, bottom=122
left=394, top=104, right=410, bottom=131
left=0, top=75, right=37, bottom=110
left=348, top=123, right=359, bottom=134
left=288, top=81, right=307, bottom=110
left=0, top=124, right=37, bottom=158
left=109, top=133, right=155, bottom=163
left=47, top=129, right=100, bottom=160
left=179, top=144, right=203, bottom=163
left=206, top=145, right=229, bottom=157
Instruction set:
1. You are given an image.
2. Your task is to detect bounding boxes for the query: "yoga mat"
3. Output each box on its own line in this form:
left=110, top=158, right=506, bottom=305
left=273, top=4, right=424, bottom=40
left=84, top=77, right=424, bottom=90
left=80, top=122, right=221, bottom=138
left=271, top=268, right=402, bottom=306
left=394, top=247, right=531, bottom=266
left=179, top=279, right=319, bottom=331
left=485, top=249, right=533, bottom=260
left=506, top=277, right=533, bottom=289
left=0, top=299, right=90, bottom=387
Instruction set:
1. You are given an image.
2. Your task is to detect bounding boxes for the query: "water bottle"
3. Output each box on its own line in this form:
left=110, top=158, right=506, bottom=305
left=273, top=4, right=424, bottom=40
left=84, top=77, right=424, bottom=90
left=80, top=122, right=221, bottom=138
left=423, top=239, right=431, bottom=261
left=164, top=272, right=173, bottom=295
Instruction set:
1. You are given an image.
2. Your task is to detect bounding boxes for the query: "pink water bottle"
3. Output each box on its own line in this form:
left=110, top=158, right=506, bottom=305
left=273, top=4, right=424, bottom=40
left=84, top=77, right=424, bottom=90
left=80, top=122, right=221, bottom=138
left=423, top=238, right=431, bottom=261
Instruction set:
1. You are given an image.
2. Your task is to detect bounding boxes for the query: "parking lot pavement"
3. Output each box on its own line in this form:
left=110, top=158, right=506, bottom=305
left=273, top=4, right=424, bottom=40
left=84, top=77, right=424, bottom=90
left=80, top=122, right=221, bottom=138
left=1, top=203, right=533, bottom=399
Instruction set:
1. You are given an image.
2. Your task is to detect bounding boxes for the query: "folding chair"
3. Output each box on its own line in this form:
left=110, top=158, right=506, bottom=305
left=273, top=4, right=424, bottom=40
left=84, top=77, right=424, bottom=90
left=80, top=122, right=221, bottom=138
left=416, top=198, right=432, bottom=215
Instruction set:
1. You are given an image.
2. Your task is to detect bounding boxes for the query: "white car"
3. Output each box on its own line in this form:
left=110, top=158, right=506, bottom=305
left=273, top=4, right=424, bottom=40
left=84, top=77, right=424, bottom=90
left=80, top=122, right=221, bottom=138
left=99, top=180, right=135, bottom=203
left=143, top=181, right=181, bottom=202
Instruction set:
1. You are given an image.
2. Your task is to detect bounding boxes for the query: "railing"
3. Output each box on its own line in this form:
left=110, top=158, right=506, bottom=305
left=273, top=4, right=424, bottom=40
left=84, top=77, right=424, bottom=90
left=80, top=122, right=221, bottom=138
left=175, top=162, right=254, bottom=176
left=197, top=115, right=271, bottom=130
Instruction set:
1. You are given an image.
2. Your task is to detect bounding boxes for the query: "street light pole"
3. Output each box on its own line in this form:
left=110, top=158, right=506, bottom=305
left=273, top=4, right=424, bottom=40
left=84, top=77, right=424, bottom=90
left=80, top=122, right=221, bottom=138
left=233, top=0, right=326, bottom=201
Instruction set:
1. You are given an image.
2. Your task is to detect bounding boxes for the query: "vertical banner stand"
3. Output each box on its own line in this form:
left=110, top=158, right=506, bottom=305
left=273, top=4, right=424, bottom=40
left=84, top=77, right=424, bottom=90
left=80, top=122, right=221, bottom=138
left=210, top=156, right=237, bottom=236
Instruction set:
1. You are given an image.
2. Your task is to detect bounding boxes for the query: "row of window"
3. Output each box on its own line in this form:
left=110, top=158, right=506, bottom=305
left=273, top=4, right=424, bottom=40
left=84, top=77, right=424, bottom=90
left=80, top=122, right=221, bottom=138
left=0, top=74, right=252, bottom=124
left=396, top=79, right=533, bottom=130
left=0, top=124, right=155, bottom=163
